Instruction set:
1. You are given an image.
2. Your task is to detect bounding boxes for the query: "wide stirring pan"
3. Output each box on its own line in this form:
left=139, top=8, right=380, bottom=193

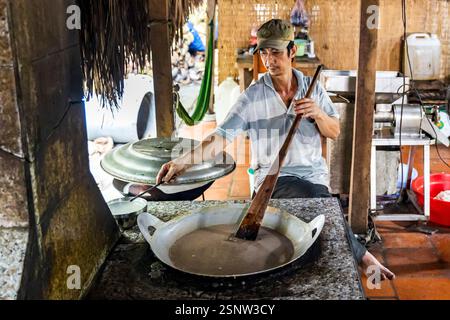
left=138, top=203, right=324, bottom=278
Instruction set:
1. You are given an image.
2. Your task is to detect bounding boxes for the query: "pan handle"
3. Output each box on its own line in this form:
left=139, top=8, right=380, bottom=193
left=137, top=212, right=165, bottom=244
left=308, top=214, right=325, bottom=244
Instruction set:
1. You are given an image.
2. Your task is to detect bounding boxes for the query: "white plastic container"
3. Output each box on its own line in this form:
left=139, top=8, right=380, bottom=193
left=404, top=33, right=441, bottom=80
left=85, top=74, right=156, bottom=143
left=248, top=168, right=255, bottom=196
left=437, top=111, right=450, bottom=138
left=230, top=85, right=241, bottom=107
left=397, top=163, right=418, bottom=190
left=215, top=77, right=239, bottom=125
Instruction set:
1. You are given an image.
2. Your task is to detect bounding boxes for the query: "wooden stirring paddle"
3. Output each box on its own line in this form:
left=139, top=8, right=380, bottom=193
left=235, top=65, right=324, bottom=241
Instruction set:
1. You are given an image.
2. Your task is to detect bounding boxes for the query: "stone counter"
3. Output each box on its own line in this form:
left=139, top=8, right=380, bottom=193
left=88, top=198, right=366, bottom=300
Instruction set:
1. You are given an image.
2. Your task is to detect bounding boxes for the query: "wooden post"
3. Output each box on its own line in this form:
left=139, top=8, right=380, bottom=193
left=149, top=0, right=174, bottom=137
left=253, top=53, right=260, bottom=81
left=207, top=0, right=216, bottom=114
left=348, top=0, right=379, bottom=233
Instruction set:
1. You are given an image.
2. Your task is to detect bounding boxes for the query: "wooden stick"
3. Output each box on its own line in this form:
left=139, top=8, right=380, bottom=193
left=129, top=182, right=163, bottom=202
left=348, top=0, right=379, bottom=234
left=235, top=65, right=324, bottom=241
left=149, top=0, right=175, bottom=137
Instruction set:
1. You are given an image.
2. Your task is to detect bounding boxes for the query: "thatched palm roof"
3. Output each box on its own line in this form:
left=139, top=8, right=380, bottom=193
left=78, top=0, right=204, bottom=109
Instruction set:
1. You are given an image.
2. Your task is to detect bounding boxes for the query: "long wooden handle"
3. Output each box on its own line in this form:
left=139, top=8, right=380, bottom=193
left=235, top=65, right=324, bottom=240
left=130, top=182, right=164, bottom=202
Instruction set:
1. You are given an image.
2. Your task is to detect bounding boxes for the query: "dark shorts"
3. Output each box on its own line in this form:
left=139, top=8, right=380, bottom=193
left=264, top=176, right=367, bottom=263
left=272, top=176, right=332, bottom=199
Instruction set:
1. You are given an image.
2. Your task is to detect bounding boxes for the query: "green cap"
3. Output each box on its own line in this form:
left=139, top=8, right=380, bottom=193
left=254, top=19, right=295, bottom=54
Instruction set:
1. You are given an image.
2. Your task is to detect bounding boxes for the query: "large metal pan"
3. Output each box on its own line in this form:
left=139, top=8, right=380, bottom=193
left=112, top=178, right=214, bottom=201
left=138, top=203, right=325, bottom=278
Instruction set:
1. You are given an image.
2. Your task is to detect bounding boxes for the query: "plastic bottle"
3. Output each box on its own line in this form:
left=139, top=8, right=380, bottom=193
left=215, top=77, right=239, bottom=125
left=404, top=33, right=441, bottom=80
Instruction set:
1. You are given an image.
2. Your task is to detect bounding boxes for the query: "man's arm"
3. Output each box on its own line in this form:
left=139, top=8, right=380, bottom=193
left=293, top=98, right=341, bottom=140
left=158, top=87, right=250, bottom=184
left=314, top=111, right=340, bottom=140
left=156, top=132, right=230, bottom=184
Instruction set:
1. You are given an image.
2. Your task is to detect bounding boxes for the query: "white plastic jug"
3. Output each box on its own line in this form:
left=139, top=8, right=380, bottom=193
left=230, top=85, right=241, bottom=107
left=85, top=74, right=156, bottom=143
left=404, top=33, right=441, bottom=80
left=215, top=77, right=239, bottom=125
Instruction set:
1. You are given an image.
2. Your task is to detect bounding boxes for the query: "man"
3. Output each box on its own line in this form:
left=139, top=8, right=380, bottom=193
left=157, top=19, right=394, bottom=281
left=187, top=21, right=206, bottom=58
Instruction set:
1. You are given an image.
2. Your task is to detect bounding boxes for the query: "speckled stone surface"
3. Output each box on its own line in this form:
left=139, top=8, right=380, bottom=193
left=0, top=228, right=27, bottom=300
left=88, top=199, right=365, bottom=300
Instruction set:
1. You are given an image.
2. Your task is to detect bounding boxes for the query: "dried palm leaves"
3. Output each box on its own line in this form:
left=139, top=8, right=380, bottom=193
left=79, top=0, right=204, bottom=110
left=170, top=0, right=204, bottom=44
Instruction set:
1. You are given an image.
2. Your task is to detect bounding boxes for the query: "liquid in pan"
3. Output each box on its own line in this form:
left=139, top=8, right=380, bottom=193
left=169, top=224, right=295, bottom=276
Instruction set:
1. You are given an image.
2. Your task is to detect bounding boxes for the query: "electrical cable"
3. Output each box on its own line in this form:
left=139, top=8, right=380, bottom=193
left=392, top=85, right=450, bottom=169
left=396, top=0, right=407, bottom=202
left=402, top=0, right=450, bottom=170
left=412, top=87, right=450, bottom=169
left=371, top=3, right=408, bottom=211
left=373, top=2, right=448, bottom=212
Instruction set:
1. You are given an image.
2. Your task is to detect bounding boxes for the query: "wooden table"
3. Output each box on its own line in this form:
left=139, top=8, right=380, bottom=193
left=236, top=53, right=322, bottom=92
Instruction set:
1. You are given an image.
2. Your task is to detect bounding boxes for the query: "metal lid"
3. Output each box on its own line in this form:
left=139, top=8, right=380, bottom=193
left=101, top=138, right=236, bottom=185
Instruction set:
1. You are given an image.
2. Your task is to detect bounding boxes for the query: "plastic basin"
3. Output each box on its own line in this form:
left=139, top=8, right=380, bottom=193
left=412, top=173, right=450, bottom=227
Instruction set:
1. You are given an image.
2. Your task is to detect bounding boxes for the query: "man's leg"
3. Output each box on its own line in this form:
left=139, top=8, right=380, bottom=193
left=345, top=223, right=367, bottom=264
left=271, top=176, right=331, bottom=199
left=270, top=176, right=395, bottom=280
left=272, top=176, right=367, bottom=261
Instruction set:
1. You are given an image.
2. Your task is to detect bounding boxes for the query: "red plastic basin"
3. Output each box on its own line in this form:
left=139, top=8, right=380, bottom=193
left=412, top=173, right=450, bottom=227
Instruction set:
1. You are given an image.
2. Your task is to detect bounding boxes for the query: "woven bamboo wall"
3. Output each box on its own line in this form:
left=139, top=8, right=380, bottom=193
left=217, top=0, right=450, bottom=83
left=217, top=0, right=292, bottom=82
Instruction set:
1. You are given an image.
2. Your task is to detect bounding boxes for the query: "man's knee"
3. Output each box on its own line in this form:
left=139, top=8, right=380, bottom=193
left=311, top=184, right=332, bottom=198
left=272, top=177, right=331, bottom=199
left=272, top=185, right=306, bottom=199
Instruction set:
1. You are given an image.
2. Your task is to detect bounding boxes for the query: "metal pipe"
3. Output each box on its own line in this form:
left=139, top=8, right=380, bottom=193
left=374, top=112, right=394, bottom=123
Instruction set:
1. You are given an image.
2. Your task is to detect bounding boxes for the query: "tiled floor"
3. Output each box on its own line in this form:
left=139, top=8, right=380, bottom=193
left=179, top=119, right=450, bottom=300
left=362, top=221, right=450, bottom=300
left=401, top=145, right=450, bottom=177
left=178, top=119, right=253, bottom=201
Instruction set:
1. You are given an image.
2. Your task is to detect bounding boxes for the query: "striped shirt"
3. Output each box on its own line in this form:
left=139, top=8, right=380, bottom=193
left=215, top=69, right=339, bottom=192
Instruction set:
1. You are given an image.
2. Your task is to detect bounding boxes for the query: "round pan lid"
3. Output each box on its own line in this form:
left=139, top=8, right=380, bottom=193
left=101, top=137, right=236, bottom=185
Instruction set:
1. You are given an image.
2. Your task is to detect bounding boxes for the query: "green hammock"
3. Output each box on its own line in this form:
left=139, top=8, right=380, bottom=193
left=175, top=18, right=214, bottom=126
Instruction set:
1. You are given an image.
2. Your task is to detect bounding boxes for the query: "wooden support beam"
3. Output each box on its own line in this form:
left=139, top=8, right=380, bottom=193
left=149, top=0, right=174, bottom=138
left=349, top=0, right=379, bottom=234
left=207, top=0, right=216, bottom=114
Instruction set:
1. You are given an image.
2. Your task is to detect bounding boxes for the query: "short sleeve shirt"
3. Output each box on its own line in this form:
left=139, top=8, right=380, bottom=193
left=215, top=69, right=339, bottom=191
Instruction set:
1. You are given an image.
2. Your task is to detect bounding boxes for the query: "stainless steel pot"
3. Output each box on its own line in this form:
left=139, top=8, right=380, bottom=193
left=138, top=203, right=325, bottom=278
left=108, top=197, right=148, bottom=229
left=112, top=178, right=214, bottom=201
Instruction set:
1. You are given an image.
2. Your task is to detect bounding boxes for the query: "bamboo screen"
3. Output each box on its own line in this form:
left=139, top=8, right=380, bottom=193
left=217, top=0, right=293, bottom=82
left=217, top=0, right=450, bottom=83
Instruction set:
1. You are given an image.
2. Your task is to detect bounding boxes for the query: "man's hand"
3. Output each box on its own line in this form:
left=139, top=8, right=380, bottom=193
left=293, top=98, right=341, bottom=140
left=156, top=132, right=231, bottom=185
left=156, top=160, right=187, bottom=185
left=293, top=98, right=324, bottom=120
